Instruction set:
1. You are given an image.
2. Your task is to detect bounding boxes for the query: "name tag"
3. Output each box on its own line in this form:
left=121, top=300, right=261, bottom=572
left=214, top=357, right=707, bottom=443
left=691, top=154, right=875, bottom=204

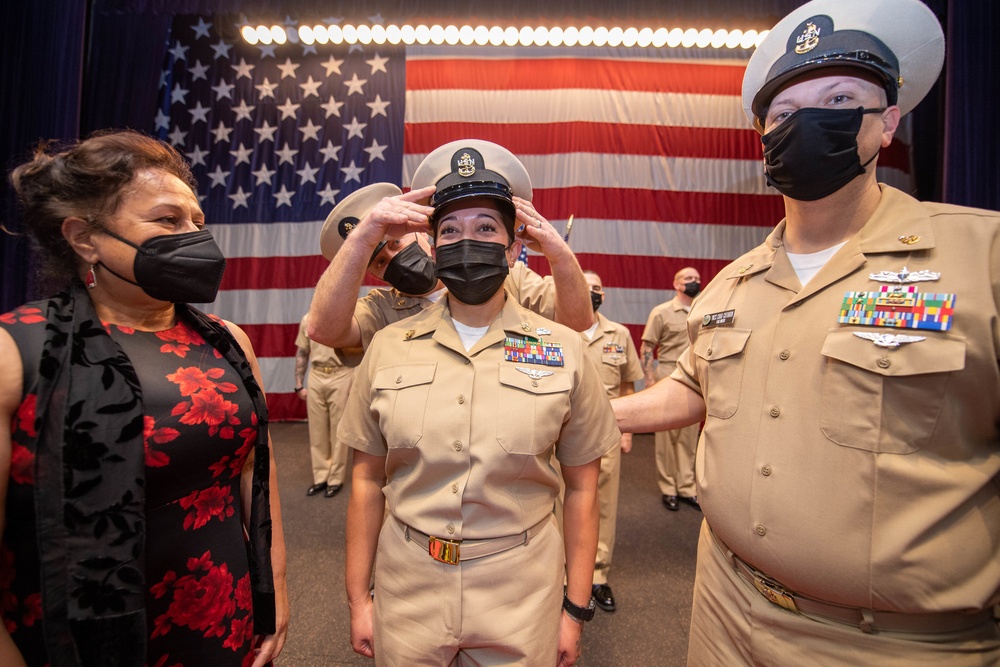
left=701, top=310, right=735, bottom=328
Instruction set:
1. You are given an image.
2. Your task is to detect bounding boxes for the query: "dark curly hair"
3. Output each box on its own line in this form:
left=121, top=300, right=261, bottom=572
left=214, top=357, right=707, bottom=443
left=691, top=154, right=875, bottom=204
left=8, top=129, right=198, bottom=288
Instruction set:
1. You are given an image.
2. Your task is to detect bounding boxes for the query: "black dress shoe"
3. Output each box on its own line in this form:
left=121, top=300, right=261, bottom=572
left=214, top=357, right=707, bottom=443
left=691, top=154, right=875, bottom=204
left=663, top=495, right=680, bottom=511
left=680, top=495, right=701, bottom=511
left=306, top=482, right=328, bottom=496
left=324, top=484, right=342, bottom=498
left=592, top=584, right=616, bottom=612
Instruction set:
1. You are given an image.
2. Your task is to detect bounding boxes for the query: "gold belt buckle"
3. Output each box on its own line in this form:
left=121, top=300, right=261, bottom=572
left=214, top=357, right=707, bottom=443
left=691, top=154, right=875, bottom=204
left=753, top=575, right=799, bottom=613
left=428, top=536, right=461, bottom=565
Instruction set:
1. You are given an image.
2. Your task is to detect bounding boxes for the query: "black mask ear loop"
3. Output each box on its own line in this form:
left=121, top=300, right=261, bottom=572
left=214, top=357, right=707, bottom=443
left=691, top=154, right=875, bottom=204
left=858, top=107, right=888, bottom=172
left=90, top=223, right=144, bottom=287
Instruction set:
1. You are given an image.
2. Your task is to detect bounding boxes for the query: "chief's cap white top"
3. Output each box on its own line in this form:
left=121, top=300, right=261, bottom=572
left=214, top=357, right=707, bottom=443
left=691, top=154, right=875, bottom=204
left=742, top=0, right=944, bottom=132
left=319, top=182, right=403, bottom=262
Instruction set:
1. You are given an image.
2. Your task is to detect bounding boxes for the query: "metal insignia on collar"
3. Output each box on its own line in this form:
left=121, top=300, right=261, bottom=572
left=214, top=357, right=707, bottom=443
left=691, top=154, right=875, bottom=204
left=869, top=266, right=941, bottom=284
left=516, top=366, right=554, bottom=380
left=898, top=235, right=921, bottom=245
left=737, top=264, right=753, bottom=274
left=404, top=330, right=414, bottom=340
left=536, top=327, right=551, bottom=336
left=853, top=332, right=926, bottom=348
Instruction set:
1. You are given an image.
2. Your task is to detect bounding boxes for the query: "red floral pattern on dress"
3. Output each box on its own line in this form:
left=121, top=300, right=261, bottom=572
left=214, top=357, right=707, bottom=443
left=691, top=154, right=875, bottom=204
left=144, top=416, right=180, bottom=467
left=15, top=394, right=37, bottom=437
left=179, top=484, right=236, bottom=530
left=150, top=551, right=251, bottom=653
left=0, top=306, right=45, bottom=325
left=8, top=443, right=34, bottom=486
left=157, top=326, right=206, bottom=358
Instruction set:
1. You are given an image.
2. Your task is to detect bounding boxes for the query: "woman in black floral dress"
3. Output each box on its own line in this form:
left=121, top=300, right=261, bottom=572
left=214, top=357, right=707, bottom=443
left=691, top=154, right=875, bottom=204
left=0, top=131, right=288, bottom=666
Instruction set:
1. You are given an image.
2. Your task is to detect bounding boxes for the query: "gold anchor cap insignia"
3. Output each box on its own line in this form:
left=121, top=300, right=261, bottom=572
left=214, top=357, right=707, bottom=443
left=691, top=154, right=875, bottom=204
left=456, top=152, right=476, bottom=177
left=794, top=21, right=821, bottom=54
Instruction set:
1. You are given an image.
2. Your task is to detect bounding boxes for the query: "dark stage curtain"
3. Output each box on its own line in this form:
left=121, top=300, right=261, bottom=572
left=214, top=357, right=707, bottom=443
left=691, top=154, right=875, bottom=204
left=1, top=1, right=87, bottom=310
left=942, top=1, right=1000, bottom=211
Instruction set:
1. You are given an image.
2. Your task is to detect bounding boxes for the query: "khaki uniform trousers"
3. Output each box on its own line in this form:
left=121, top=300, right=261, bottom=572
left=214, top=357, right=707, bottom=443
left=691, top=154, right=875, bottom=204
left=307, top=365, right=354, bottom=486
left=653, top=367, right=699, bottom=497
left=373, top=514, right=563, bottom=666
left=687, top=521, right=1000, bottom=667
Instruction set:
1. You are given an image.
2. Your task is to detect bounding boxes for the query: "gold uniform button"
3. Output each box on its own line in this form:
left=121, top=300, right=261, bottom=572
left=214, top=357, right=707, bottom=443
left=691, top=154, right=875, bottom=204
left=395, top=376, right=403, bottom=384
left=877, top=358, right=891, bottom=369
left=451, top=483, right=459, bottom=493
left=779, top=350, right=789, bottom=360
left=453, top=441, right=463, bottom=451
left=706, top=348, right=713, bottom=357
left=761, top=465, right=772, bottom=476
left=446, top=523, right=455, bottom=534
left=458, top=395, right=465, bottom=404
left=769, top=407, right=780, bottom=418
left=755, top=524, right=767, bottom=537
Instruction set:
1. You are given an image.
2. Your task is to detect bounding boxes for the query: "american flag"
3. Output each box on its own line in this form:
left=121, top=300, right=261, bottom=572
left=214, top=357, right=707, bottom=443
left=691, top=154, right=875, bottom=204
left=158, top=15, right=913, bottom=420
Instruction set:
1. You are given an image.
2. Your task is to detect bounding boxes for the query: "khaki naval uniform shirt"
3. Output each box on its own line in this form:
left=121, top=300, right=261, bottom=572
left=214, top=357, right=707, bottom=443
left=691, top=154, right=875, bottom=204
left=642, top=296, right=690, bottom=380
left=354, top=261, right=556, bottom=350
left=587, top=312, right=643, bottom=397
left=674, top=185, right=1000, bottom=613
left=339, top=292, right=621, bottom=540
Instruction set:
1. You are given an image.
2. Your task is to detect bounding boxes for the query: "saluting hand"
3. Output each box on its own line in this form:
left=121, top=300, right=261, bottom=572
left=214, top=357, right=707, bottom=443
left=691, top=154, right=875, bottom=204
left=351, top=185, right=437, bottom=248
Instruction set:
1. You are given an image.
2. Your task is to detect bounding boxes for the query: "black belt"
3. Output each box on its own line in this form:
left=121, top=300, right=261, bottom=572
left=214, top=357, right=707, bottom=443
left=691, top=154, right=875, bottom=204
left=711, top=528, right=993, bottom=635
left=397, top=516, right=547, bottom=565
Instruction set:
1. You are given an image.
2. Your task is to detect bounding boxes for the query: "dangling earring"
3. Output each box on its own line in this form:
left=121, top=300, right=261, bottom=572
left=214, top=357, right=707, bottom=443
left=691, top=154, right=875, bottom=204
left=85, top=264, right=97, bottom=289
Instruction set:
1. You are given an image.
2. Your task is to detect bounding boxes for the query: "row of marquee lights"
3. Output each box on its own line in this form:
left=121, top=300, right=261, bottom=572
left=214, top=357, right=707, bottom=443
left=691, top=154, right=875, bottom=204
left=240, top=24, right=770, bottom=50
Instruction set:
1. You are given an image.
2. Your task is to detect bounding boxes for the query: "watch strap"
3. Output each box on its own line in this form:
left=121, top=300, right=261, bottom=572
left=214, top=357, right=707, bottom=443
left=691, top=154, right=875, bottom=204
left=562, top=593, right=596, bottom=622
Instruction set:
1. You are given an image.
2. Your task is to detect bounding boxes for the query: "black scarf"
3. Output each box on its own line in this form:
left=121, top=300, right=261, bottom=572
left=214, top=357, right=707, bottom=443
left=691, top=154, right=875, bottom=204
left=31, top=283, right=275, bottom=666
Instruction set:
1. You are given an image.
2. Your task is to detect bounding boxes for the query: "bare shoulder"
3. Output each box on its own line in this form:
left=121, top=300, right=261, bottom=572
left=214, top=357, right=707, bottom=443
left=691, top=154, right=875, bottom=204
left=0, top=328, right=24, bottom=418
left=221, top=318, right=253, bottom=351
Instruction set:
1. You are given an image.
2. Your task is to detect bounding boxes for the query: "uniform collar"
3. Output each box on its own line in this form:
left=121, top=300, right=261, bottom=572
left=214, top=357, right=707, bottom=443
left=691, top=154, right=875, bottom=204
left=719, top=185, right=936, bottom=295
left=400, top=290, right=556, bottom=357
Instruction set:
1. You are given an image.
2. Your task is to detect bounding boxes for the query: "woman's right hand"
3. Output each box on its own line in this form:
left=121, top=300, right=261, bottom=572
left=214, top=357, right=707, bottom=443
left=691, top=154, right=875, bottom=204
left=348, top=593, right=375, bottom=658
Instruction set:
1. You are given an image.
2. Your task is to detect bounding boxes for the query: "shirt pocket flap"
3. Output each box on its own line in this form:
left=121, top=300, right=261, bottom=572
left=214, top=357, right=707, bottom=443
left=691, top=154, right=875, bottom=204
left=498, top=365, right=572, bottom=395
left=693, top=328, right=752, bottom=362
left=821, top=330, right=966, bottom=377
left=373, top=362, right=437, bottom=390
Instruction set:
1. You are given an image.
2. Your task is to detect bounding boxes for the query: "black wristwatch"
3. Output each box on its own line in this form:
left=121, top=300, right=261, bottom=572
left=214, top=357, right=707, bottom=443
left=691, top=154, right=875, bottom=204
left=562, top=594, right=596, bottom=622
left=294, top=386, right=304, bottom=392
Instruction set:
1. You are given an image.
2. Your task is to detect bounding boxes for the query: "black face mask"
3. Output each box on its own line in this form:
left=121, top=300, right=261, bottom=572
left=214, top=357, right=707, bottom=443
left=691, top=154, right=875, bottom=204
left=98, top=228, right=227, bottom=303
left=434, top=239, right=510, bottom=306
left=682, top=281, right=701, bottom=298
left=382, top=239, right=438, bottom=295
left=590, top=291, right=604, bottom=312
left=762, top=107, right=884, bottom=201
